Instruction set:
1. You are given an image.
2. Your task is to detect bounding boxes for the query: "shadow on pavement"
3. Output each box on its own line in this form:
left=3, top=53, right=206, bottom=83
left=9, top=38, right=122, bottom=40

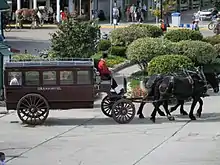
left=39, top=112, right=220, bottom=126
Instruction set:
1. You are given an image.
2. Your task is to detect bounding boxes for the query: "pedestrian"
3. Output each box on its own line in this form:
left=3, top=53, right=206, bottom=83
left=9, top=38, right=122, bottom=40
left=112, top=6, right=119, bottom=24
left=125, top=5, right=130, bottom=22
left=160, top=19, right=167, bottom=32
left=0, top=152, right=5, bottom=165
left=192, top=21, right=199, bottom=31
left=130, top=4, right=136, bottom=22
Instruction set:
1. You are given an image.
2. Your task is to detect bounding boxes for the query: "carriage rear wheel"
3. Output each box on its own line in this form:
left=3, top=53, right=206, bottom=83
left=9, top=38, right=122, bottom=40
left=112, top=99, right=135, bottom=124
left=17, top=93, right=49, bottom=125
left=101, top=95, right=113, bottom=117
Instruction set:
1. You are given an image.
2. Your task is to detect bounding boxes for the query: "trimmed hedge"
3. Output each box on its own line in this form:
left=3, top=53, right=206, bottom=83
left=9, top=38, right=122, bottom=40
left=164, top=29, right=203, bottom=42
left=126, top=37, right=173, bottom=70
left=12, top=54, right=39, bottom=61
left=175, top=40, right=218, bottom=65
left=110, top=24, right=163, bottom=46
left=203, top=35, right=220, bottom=45
left=148, top=55, right=194, bottom=75
left=97, top=39, right=111, bottom=51
left=214, top=43, right=220, bottom=57
left=110, top=46, right=126, bottom=57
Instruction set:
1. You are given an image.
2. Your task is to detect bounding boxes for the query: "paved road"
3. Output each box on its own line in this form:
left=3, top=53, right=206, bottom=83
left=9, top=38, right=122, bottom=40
left=0, top=64, right=220, bottom=165
left=4, top=28, right=215, bottom=55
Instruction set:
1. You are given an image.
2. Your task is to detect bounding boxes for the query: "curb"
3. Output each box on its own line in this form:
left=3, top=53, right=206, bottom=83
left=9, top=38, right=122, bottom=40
left=8, top=24, right=209, bottom=30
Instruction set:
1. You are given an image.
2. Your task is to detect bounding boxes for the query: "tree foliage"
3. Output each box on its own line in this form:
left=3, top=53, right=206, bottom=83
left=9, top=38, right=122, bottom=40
left=50, top=19, right=100, bottom=58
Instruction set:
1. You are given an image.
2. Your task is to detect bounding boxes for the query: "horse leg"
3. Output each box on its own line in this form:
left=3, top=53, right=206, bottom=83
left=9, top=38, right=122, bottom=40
left=179, top=100, right=188, bottom=115
left=196, top=98, right=203, bottom=117
left=189, top=96, right=199, bottom=120
left=137, top=101, right=146, bottom=119
left=170, top=100, right=181, bottom=113
left=150, top=101, right=163, bottom=123
left=163, top=100, right=175, bottom=121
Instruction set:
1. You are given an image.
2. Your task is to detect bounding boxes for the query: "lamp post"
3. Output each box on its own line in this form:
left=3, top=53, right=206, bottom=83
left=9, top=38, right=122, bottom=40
left=160, top=0, right=163, bottom=19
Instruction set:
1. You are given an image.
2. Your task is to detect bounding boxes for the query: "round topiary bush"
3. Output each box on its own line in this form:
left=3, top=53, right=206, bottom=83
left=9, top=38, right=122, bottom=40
left=148, top=55, right=194, bottom=75
left=110, top=24, right=163, bottom=47
left=175, top=40, right=218, bottom=65
left=164, top=29, right=203, bottom=42
left=203, top=35, right=220, bottom=45
left=214, top=43, right=220, bottom=57
left=126, top=37, right=173, bottom=70
left=110, top=46, right=127, bottom=57
left=97, top=39, right=111, bottom=51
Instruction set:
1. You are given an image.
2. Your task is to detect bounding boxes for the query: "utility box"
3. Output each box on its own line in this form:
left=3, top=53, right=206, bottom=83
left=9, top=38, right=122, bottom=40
left=171, top=12, right=181, bottom=27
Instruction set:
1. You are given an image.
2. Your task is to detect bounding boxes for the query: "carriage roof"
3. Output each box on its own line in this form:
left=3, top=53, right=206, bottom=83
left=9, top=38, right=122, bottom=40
left=5, top=58, right=94, bottom=69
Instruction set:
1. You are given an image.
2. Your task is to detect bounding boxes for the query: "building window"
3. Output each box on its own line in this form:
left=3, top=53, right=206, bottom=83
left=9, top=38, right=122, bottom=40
left=77, top=70, right=92, bottom=84
left=43, top=71, right=56, bottom=85
left=8, top=72, right=22, bottom=86
left=60, top=71, right=74, bottom=85
left=25, top=71, right=40, bottom=86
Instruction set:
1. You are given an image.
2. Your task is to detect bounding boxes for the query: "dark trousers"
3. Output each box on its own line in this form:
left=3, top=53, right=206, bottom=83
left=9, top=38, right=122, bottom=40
left=102, top=74, right=118, bottom=89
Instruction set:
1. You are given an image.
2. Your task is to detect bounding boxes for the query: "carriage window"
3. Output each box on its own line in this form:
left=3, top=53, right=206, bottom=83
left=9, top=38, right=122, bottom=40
left=77, top=70, right=92, bottom=84
left=60, top=71, right=74, bottom=85
left=25, top=71, right=39, bottom=85
left=43, top=71, right=56, bottom=85
left=8, top=72, right=22, bottom=86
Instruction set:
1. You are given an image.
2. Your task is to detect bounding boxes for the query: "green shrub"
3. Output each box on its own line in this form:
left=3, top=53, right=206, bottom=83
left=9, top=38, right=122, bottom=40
left=51, top=19, right=100, bottom=58
left=97, top=40, right=111, bottom=51
left=214, top=43, right=220, bottom=57
left=176, top=40, right=218, bottom=65
left=164, top=29, right=203, bottom=42
left=129, top=24, right=163, bottom=38
left=109, top=24, right=163, bottom=46
left=110, top=46, right=126, bottom=57
left=12, top=54, right=39, bottom=61
left=126, top=37, right=173, bottom=70
left=148, top=55, right=194, bottom=75
left=203, top=35, right=220, bottom=45
left=91, top=53, right=126, bottom=67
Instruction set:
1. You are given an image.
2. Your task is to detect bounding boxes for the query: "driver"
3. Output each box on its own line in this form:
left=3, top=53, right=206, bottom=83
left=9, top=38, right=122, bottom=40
left=97, top=53, right=123, bottom=94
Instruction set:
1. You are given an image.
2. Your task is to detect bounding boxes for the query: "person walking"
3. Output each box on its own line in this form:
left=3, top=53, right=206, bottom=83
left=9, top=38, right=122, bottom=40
left=130, top=4, right=136, bottom=22
left=0, top=152, right=5, bottom=165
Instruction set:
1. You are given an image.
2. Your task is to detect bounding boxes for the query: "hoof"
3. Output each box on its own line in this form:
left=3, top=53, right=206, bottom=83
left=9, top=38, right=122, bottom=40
left=168, top=116, right=175, bottom=121
left=196, top=112, right=201, bottom=118
left=180, top=110, right=188, bottom=115
left=158, top=110, right=166, bottom=116
left=150, top=116, right=156, bottom=123
left=189, top=114, right=196, bottom=120
left=139, top=114, right=145, bottom=119
left=170, top=107, right=176, bottom=113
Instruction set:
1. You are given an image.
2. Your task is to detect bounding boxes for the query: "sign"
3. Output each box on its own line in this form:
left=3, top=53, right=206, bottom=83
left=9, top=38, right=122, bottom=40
left=37, top=87, right=62, bottom=91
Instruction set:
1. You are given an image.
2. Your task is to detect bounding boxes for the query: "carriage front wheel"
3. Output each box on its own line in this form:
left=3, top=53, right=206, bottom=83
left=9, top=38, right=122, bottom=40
left=112, top=99, right=135, bottom=124
left=17, top=93, right=49, bottom=125
left=101, top=95, right=113, bottom=117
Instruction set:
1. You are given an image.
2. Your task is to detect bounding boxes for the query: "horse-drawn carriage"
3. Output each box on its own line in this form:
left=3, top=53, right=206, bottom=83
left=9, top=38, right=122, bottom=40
left=4, top=58, right=139, bottom=125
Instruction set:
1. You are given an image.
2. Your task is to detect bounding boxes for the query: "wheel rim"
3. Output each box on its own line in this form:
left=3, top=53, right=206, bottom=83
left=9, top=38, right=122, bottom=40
left=112, top=101, right=135, bottom=124
left=101, top=96, right=113, bottom=117
left=17, top=94, right=49, bottom=125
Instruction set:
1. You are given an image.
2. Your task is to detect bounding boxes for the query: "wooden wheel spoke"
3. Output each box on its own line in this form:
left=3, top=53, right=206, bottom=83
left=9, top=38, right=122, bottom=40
left=17, top=94, right=49, bottom=125
left=36, top=101, right=45, bottom=108
left=23, top=98, right=31, bottom=106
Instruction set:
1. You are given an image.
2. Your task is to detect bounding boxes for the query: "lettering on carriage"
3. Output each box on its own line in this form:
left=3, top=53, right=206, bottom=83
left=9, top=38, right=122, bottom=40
left=37, top=87, right=62, bottom=91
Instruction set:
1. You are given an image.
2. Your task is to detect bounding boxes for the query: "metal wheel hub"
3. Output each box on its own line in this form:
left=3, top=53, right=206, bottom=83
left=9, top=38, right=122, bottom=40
left=121, top=108, right=128, bottom=115
left=29, top=105, right=38, bottom=113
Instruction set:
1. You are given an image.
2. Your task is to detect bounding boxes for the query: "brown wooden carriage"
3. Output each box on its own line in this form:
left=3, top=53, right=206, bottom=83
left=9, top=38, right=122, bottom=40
left=4, top=59, right=136, bottom=125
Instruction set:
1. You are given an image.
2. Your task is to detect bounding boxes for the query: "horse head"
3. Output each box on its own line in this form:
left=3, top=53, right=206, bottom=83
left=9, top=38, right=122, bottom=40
left=197, top=66, right=219, bottom=93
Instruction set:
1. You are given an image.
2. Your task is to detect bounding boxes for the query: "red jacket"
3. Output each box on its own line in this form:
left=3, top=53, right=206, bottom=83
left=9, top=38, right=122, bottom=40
left=98, top=59, right=111, bottom=75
